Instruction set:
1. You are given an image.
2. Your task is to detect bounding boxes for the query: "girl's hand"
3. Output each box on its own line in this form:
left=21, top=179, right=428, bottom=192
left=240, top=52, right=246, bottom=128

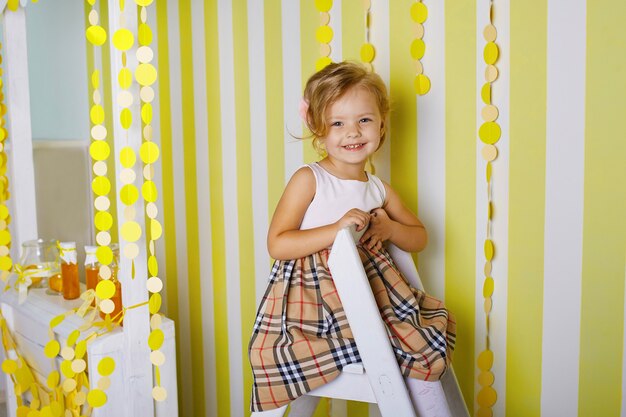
left=336, top=208, right=371, bottom=232
left=360, top=208, right=393, bottom=251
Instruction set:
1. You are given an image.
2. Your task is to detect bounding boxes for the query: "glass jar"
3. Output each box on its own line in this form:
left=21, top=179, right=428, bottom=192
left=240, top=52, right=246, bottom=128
left=59, top=241, right=80, bottom=300
left=19, top=239, right=60, bottom=290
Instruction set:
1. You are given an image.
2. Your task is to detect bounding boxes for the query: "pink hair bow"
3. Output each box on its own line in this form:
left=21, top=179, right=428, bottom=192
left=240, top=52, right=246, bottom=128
left=298, top=98, right=309, bottom=123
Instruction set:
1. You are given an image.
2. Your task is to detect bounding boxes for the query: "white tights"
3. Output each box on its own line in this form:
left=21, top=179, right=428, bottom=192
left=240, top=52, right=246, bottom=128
left=250, top=378, right=452, bottom=417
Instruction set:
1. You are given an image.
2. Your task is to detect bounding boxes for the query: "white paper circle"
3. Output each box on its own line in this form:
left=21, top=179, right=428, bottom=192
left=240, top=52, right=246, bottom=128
left=137, top=46, right=154, bottom=64
left=124, top=206, right=136, bottom=221
left=93, top=161, right=107, bottom=177
left=91, top=125, right=107, bottom=141
left=117, top=90, right=134, bottom=108
left=96, top=231, right=111, bottom=247
left=124, top=243, right=139, bottom=259
left=120, top=168, right=136, bottom=184
left=99, top=264, right=112, bottom=280
left=147, top=277, right=163, bottom=293
left=150, top=313, right=162, bottom=330
left=89, top=10, right=99, bottom=26
left=100, top=299, right=115, bottom=314
left=93, top=89, right=101, bottom=105
left=94, top=196, right=110, bottom=212
left=140, top=86, right=155, bottom=103
left=146, top=202, right=158, bottom=219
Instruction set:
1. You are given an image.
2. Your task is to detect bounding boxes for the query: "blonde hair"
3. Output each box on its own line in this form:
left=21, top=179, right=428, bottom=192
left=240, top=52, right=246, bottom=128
left=302, top=61, right=390, bottom=154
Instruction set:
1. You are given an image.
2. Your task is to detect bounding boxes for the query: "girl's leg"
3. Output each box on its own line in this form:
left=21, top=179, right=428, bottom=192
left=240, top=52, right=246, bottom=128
left=405, top=377, right=452, bottom=417
left=250, top=404, right=288, bottom=417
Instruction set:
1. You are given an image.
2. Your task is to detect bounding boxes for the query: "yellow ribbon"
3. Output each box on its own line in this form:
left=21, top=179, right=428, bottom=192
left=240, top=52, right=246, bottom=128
left=13, top=264, right=50, bottom=304
left=56, top=240, right=76, bottom=264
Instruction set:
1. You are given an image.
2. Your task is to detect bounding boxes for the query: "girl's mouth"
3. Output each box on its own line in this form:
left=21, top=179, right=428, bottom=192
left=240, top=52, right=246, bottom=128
left=343, top=143, right=365, bottom=151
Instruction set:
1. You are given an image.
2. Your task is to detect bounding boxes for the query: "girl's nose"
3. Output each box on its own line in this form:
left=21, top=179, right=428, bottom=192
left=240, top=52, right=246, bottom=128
left=346, top=123, right=362, bottom=138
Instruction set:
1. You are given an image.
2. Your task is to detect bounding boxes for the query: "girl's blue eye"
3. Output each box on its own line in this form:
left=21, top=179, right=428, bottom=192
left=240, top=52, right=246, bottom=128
left=331, top=121, right=343, bottom=127
left=360, top=118, right=372, bottom=123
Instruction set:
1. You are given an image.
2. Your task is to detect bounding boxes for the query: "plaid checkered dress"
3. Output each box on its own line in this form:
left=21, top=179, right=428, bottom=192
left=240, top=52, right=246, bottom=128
left=248, top=245, right=456, bottom=412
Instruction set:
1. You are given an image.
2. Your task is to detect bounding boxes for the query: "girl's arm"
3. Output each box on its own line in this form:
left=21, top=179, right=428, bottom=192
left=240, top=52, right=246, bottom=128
left=360, top=182, right=427, bottom=253
left=268, top=167, right=371, bottom=260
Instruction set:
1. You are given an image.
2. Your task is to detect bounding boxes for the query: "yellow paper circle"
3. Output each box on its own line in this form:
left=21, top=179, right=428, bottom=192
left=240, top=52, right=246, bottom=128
left=478, top=370, right=494, bottom=387
left=71, top=359, right=87, bottom=374
left=149, top=293, right=162, bottom=314
left=120, top=184, right=139, bottom=206
left=87, top=389, right=107, bottom=408
left=95, top=211, right=113, bottom=231
left=142, top=181, right=158, bottom=202
left=141, top=103, right=153, bottom=124
left=482, top=144, right=498, bottom=161
left=119, top=146, right=136, bottom=168
left=113, top=29, right=134, bottom=51
left=148, top=255, right=159, bottom=276
left=0, top=205, right=7, bottom=220
left=484, top=42, right=499, bottom=65
left=46, top=371, right=59, bottom=389
left=118, top=68, right=133, bottom=89
left=0, top=230, right=10, bottom=246
left=483, top=277, right=494, bottom=297
left=479, top=122, right=501, bottom=145
left=314, top=0, right=332, bottom=12
left=410, top=2, right=428, bottom=23
left=68, top=330, right=80, bottom=346
left=477, top=386, right=497, bottom=408
left=135, top=64, right=158, bottom=86
left=410, top=39, right=426, bottom=60
left=96, top=245, right=114, bottom=266
left=120, top=108, right=133, bottom=130
left=135, top=0, right=154, bottom=5
left=99, top=299, right=115, bottom=314
left=121, top=221, right=142, bottom=242
left=414, top=74, right=431, bottom=95
left=476, top=408, right=493, bottom=417
left=138, top=23, right=153, bottom=46
left=481, top=83, right=491, bottom=104
left=150, top=350, right=165, bottom=366
left=484, top=239, right=495, bottom=260
left=360, top=43, right=375, bottom=63
left=139, top=142, right=159, bottom=164
left=315, top=56, right=332, bottom=72
left=92, top=176, right=111, bottom=196
left=86, top=25, right=107, bottom=46
left=315, top=25, right=333, bottom=44
left=96, top=279, right=116, bottom=300
left=477, top=349, right=493, bottom=371
left=91, top=70, right=100, bottom=90
left=44, top=340, right=60, bottom=358
left=2, top=359, right=17, bottom=374
left=90, top=105, right=105, bottom=125
left=152, top=386, right=167, bottom=402
left=60, top=360, right=75, bottom=378
left=0, top=256, right=11, bottom=271
left=50, top=314, right=65, bottom=328
left=75, top=340, right=87, bottom=359
left=148, top=329, right=164, bottom=350
left=90, top=140, right=110, bottom=161
left=98, top=357, right=116, bottom=376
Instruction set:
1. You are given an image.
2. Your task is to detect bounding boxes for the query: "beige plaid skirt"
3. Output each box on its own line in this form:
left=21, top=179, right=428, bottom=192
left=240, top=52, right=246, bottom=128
left=248, top=246, right=456, bottom=412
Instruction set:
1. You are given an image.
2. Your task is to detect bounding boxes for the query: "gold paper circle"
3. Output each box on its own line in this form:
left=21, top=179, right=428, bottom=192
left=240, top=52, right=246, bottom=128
left=483, top=24, right=497, bottom=42
left=477, top=349, right=494, bottom=371
left=481, top=105, right=499, bottom=122
left=413, top=23, right=424, bottom=39
left=99, top=299, right=115, bottom=314
left=485, top=65, right=498, bottom=82
left=484, top=297, right=492, bottom=314
left=319, top=12, right=330, bottom=25
left=477, top=386, right=497, bottom=408
left=478, top=370, right=494, bottom=387
left=481, top=144, right=498, bottom=161
left=484, top=260, right=492, bottom=276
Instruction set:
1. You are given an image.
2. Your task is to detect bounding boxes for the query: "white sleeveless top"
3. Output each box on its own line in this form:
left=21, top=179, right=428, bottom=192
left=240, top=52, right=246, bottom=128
left=300, top=163, right=387, bottom=231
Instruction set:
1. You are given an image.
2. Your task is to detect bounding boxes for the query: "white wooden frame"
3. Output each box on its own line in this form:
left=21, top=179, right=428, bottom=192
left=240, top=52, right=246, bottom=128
left=0, top=2, right=177, bottom=416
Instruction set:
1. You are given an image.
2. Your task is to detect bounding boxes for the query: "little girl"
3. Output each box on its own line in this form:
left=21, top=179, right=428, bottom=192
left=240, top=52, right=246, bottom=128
left=249, top=61, right=456, bottom=416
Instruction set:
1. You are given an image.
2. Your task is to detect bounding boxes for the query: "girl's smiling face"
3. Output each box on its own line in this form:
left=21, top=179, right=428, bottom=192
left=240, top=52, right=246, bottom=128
left=320, top=86, right=384, bottom=167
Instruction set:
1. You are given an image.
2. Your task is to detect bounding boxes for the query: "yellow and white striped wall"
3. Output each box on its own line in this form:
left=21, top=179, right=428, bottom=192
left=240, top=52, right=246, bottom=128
left=102, top=0, right=625, bottom=416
